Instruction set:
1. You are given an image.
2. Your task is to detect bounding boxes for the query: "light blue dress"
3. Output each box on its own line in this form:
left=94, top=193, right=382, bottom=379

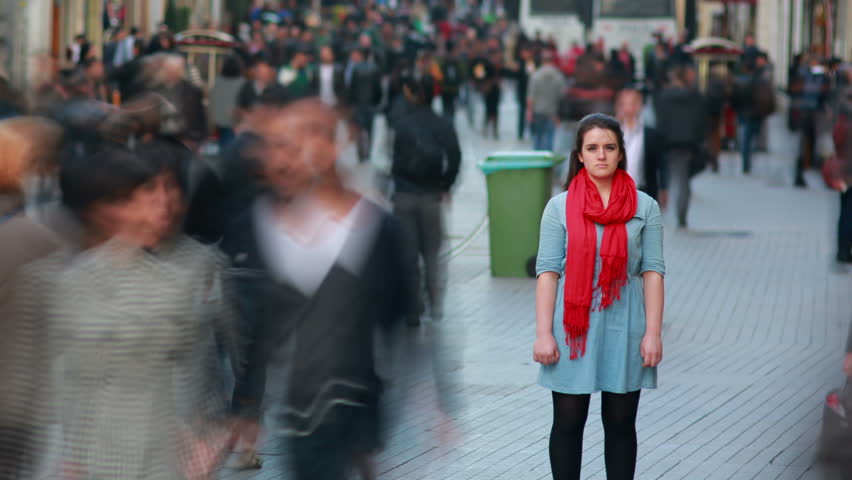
left=536, top=190, right=665, bottom=394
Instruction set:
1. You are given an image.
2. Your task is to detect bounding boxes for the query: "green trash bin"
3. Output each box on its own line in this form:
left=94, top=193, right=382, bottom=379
left=478, top=151, right=566, bottom=278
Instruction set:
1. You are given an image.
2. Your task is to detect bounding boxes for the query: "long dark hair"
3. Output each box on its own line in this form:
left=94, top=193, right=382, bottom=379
left=564, top=113, right=627, bottom=189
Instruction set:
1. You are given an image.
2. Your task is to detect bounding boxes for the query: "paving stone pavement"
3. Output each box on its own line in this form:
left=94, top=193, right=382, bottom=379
left=220, top=99, right=852, bottom=480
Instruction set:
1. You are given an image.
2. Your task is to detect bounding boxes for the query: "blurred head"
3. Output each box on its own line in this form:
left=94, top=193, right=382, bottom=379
left=252, top=56, right=276, bottom=84
left=320, top=45, right=335, bottom=64
left=248, top=99, right=340, bottom=198
left=0, top=117, right=63, bottom=195
left=292, top=50, right=309, bottom=68
left=565, top=113, right=626, bottom=187
left=221, top=55, right=244, bottom=79
left=350, top=48, right=365, bottom=64
left=615, top=88, right=643, bottom=122
left=744, top=34, right=755, bottom=47
left=359, top=33, right=373, bottom=49
left=152, top=54, right=185, bottom=87
left=756, top=52, right=768, bottom=68
left=60, top=147, right=182, bottom=248
left=668, top=64, right=696, bottom=87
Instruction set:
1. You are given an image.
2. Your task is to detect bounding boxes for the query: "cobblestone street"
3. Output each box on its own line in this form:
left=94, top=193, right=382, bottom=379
left=223, top=102, right=852, bottom=480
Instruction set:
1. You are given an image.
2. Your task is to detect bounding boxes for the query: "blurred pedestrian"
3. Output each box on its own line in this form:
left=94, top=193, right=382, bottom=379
left=440, top=40, right=466, bottom=121
left=654, top=64, right=707, bottom=229
left=237, top=55, right=289, bottom=118
left=794, top=55, right=831, bottom=187
left=220, top=99, right=409, bottom=480
left=732, top=52, right=775, bottom=174
left=0, top=117, right=63, bottom=480
left=210, top=55, right=246, bottom=151
left=391, top=77, right=461, bottom=326
left=527, top=50, right=565, bottom=151
left=14, top=146, right=240, bottom=480
left=278, top=46, right=315, bottom=100
left=472, top=49, right=502, bottom=138
left=831, top=81, right=852, bottom=264
left=314, top=45, right=347, bottom=107
left=534, top=113, right=665, bottom=480
left=512, top=45, right=536, bottom=139
left=345, top=47, right=383, bottom=162
left=705, top=64, right=731, bottom=172
left=615, top=88, right=668, bottom=205
left=146, top=54, right=208, bottom=151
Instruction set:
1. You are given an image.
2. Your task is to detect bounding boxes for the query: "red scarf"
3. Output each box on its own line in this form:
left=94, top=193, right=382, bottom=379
left=563, top=168, right=637, bottom=359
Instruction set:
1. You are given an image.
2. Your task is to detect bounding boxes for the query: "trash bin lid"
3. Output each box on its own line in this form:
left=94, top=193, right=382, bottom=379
left=479, top=150, right=566, bottom=175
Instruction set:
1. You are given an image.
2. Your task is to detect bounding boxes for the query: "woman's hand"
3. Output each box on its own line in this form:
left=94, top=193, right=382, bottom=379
left=534, top=334, right=560, bottom=365
left=641, top=334, right=663, bottom=367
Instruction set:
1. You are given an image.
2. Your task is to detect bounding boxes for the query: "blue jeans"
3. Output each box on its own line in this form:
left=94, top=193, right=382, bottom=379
left=531, top=113, right=556, bottom=151
left=738, top=116, right=762, bottom=173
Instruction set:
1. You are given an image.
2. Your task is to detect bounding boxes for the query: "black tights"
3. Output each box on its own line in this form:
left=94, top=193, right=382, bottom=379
left=549, top=390, right=641, bottom=480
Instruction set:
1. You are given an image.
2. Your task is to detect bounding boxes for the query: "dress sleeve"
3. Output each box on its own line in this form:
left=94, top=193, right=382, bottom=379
left=640, top=199, right=665, bottom=276
left=536, top=195, right=566, bottom=277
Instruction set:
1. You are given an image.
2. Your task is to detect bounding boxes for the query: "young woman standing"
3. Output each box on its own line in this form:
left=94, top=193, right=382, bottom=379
left=533, top=113, right=665, bottom=480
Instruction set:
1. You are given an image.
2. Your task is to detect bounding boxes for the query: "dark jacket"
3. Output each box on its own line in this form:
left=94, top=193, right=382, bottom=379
left=236, top=80, right=291, bottom=110
left=219, top=199, right=408, bottom=436
left=639, top=127, right=668, bottom=201
left=654, top=86, right=707, bottom=151
left=310, top=63, right=347, bottom=104
left=184, top=132, right=264, bottom=244
left=391, top=105, right=461, bottom=193
left=346, top=63, right=383, bottom=107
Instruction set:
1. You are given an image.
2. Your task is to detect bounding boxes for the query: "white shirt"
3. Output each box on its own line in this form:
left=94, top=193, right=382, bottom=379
left=623, top=119, right=645, bottom=188
left=254, top=197, right=377, bottom=297
left=319, top=64, right=337, bottom=106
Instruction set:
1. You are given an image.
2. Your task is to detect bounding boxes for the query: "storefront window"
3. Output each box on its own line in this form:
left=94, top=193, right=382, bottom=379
left=599, top=0, right=674, bottom=18
left=529, top=0, right=577, bottom=15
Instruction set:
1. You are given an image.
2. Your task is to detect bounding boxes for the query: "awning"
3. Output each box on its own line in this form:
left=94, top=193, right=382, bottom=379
left=685, top=36, right=743, bottom=55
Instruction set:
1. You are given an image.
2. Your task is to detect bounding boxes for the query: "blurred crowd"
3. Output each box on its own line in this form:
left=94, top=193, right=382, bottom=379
left=1, top=0, right=852, bottom=479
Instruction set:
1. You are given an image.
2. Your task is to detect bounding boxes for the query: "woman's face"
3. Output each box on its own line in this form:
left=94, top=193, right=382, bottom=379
left=578, top=127, right=622, bottom=182
left=88, top=171, right=182, bottom=248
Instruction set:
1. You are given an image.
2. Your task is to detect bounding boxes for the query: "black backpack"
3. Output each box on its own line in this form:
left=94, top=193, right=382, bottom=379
left=396, top=114, right=447, bottom=183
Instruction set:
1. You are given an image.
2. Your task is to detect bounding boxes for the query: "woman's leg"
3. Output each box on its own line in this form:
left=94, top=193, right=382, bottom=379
left=550, top=392, right=591, bottom=480
left=601, top=390, right=642, bottom=480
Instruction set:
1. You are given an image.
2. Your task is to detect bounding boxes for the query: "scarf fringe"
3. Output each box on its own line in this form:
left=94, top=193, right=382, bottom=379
left=596, top=252, right=628, bottom=310
left=563, top=304, right=590, bottom=360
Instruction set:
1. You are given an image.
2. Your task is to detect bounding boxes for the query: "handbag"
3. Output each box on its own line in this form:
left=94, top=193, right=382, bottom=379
left=816, top=381, right=852, bottom=468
